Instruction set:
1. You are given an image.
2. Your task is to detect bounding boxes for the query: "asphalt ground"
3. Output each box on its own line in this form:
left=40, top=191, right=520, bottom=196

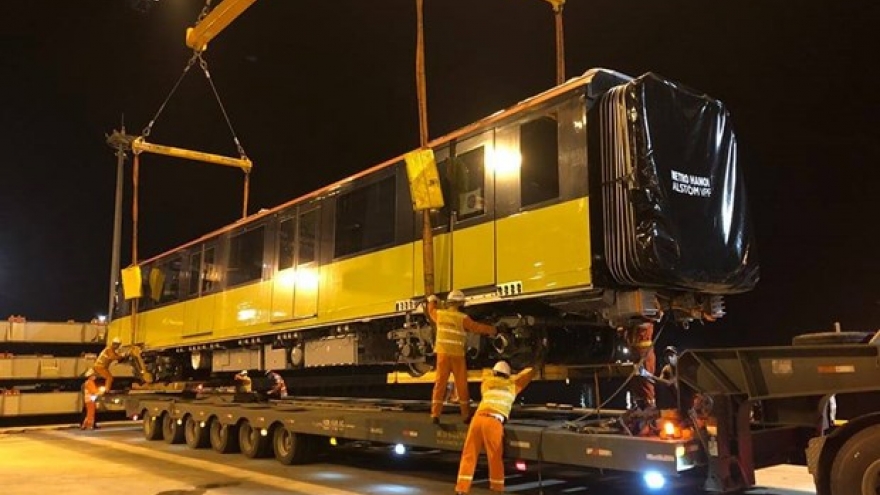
left=0, top=422, right=815, bottom=495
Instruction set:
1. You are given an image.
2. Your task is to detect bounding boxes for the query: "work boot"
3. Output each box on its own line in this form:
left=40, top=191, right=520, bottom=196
left=432, top=417, right=440, bottom=425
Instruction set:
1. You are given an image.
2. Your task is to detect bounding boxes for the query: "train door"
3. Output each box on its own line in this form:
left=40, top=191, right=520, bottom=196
left=193, top=243, right=218, bottom=335
left=433, top=131, right=496, bottom=292
left=494, top=98, right=589, bottom=295
left=271, top=207, right=320, bottom=321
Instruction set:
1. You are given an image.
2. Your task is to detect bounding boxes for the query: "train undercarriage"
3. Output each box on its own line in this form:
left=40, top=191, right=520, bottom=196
left=131, top=287, right=725, bottom=387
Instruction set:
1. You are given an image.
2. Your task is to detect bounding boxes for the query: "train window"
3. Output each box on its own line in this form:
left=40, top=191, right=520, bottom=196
left=227, top=226, right=265, bottom=286
left=278, top=217, right=295, bottom=270
left=335, top=176, right=396, bottom=258
left=299, top=209, right=318, bottom=264
left=520, top=115, right=560, bottom=207
left=150, top=256, right=182, bottom=305
left=187, top=251, right=201, bottom=297
left=452, top=146, right=485, bottom=220
left=202, top=247, right=218, bottom=293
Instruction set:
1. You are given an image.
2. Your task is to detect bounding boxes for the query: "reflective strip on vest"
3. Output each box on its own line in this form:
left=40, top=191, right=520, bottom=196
left=434, top=310, right=467, bottom=356
left=477, top=376, right=516, bottom=418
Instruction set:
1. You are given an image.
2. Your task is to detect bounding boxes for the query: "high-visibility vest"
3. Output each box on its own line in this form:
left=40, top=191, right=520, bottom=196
left=434, top=309, right=467, bottom=356
left=477, top=376, right=517, bottom=419
left=95, top=347, right=119, bottom=368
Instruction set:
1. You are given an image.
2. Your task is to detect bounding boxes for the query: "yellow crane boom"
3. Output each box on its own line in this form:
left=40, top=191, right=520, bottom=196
left=186, top=0, right=259, bottom=52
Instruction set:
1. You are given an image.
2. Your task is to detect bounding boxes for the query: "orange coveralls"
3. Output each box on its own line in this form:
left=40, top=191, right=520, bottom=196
left=428, top=299, right=496, bottom=420
left=81, top=376, right=100, bottom=429
left=455, top=367, right=535, bottom=494
left=93, top=345, right=124, bottom=392
left=624, top=321, right=656, bottom=406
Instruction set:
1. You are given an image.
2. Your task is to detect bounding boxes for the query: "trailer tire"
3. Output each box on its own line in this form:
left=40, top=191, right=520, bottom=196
left=143, top=414, right=163, bottom=441
left=239, top=420, right=271, bottom=458
left=792, top=332, right=872, bottom=346
left=829, top=424, right=880, bottom=494
left=273, top=428, right=315, bottom=465
left=162, top=414, right=185, bottom=444
left=209, top=420, right=240, bottom=454
left=184, top=416, right=210, bottom=449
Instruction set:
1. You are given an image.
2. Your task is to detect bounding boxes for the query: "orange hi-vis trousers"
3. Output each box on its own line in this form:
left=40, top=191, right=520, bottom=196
left=82, top=401, right=96, bottom=429
left=455, top=412, right=505, bottom=493
left=431, top=353, right=470, bottom=419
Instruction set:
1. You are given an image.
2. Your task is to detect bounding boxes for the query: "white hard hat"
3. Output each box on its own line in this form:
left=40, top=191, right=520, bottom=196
left=446, top=290, right=466, bottom=304
left=240, top=370, right=248, bottom=375
left=492, top=361, right=512, bottom=377
left=111, top=337, right=121, bottom=344
left=85, top=369, right=95, bottom=378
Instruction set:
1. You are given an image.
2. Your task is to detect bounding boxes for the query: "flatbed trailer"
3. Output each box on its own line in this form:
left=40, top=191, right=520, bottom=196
left=117, top=342, right=880, bottom=495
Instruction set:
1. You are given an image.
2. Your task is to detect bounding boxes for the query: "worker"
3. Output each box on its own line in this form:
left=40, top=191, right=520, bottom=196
left=80, top=369, right=103, bottom=430
left=93, top=337, right=128, bottom=392
left=234, top=370, right=252, bottom=393
left=427, top=290, right=498, bottom=424
left=265, top=369, right=288, bottom=398
left=621, top=320, right=656, bottom=409
left=454, top=361, right=535, bottom=495
left=656, top=346, right=680, bottom=409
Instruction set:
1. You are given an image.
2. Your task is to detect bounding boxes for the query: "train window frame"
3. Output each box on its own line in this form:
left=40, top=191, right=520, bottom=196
left=277, top=215, right=296, bottom=271
left=333, top=174, right=396, bottom=259
left=298, top=208, right=319, bottom=265
left=150, top=255, right=183, bottom=307
left=519, top=113, right=561, bottom=209
left=226, top=225, right=266, bottom=288
left=201, top=245, right=219, bottom=294
left=430, top=133, right=493, bottom=229
left=186, top=249, right=202, bottom=298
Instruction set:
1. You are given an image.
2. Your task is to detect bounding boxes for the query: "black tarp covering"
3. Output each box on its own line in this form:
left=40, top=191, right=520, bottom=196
left=600, top=72, right=758, bottom=293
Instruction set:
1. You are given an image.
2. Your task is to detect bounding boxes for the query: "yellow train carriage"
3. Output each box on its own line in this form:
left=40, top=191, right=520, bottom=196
left=109, top=68, right=757, bottom=381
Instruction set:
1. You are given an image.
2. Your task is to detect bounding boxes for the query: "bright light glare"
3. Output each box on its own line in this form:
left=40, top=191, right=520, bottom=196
left=393, top=443, right=406, bottom=455
left=515, top=460, right=528, bottom=471
left=237, top=308, right=257, bottom=322
left=644, top=471, right=666, bottom=490
left=488, top=147, right=521, bottom=176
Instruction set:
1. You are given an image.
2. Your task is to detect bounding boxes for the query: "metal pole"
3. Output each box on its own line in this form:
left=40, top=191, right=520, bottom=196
left=554, top=5, right=565, bottom=86
left=105, top=127, right=134, bottom=322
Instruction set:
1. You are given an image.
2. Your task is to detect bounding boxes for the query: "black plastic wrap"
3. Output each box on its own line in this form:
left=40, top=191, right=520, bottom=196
left=599, top=72, right=758, bottom=293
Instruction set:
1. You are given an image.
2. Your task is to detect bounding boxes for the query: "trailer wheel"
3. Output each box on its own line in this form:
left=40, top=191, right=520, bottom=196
left=792, top=331, right=872, bottom=346
left=829, top=424, right=880, bottom=494
left=143, top=414, right=163, bottom=441
left=184, top=416, right=210, bottom=449
left=209, top=420, right=240, bottom=454
left=273, top=428, right=315, bottom=465
left=239, top=420, right=271, bottom=458
left=162, top=414, right=185, bottom=444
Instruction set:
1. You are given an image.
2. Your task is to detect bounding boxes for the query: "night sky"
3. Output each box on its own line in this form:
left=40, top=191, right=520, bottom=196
left=1, top=1, right=878, bottom=348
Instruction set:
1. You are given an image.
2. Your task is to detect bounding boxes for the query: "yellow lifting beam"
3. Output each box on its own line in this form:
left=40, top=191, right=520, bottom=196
left=186, top=0, right=259, bottom=52
left=131, top=137, right=252, bottom=172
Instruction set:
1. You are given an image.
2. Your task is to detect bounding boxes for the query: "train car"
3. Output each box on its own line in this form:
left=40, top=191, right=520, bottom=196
left=108, top=68, right=758, bottom=382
